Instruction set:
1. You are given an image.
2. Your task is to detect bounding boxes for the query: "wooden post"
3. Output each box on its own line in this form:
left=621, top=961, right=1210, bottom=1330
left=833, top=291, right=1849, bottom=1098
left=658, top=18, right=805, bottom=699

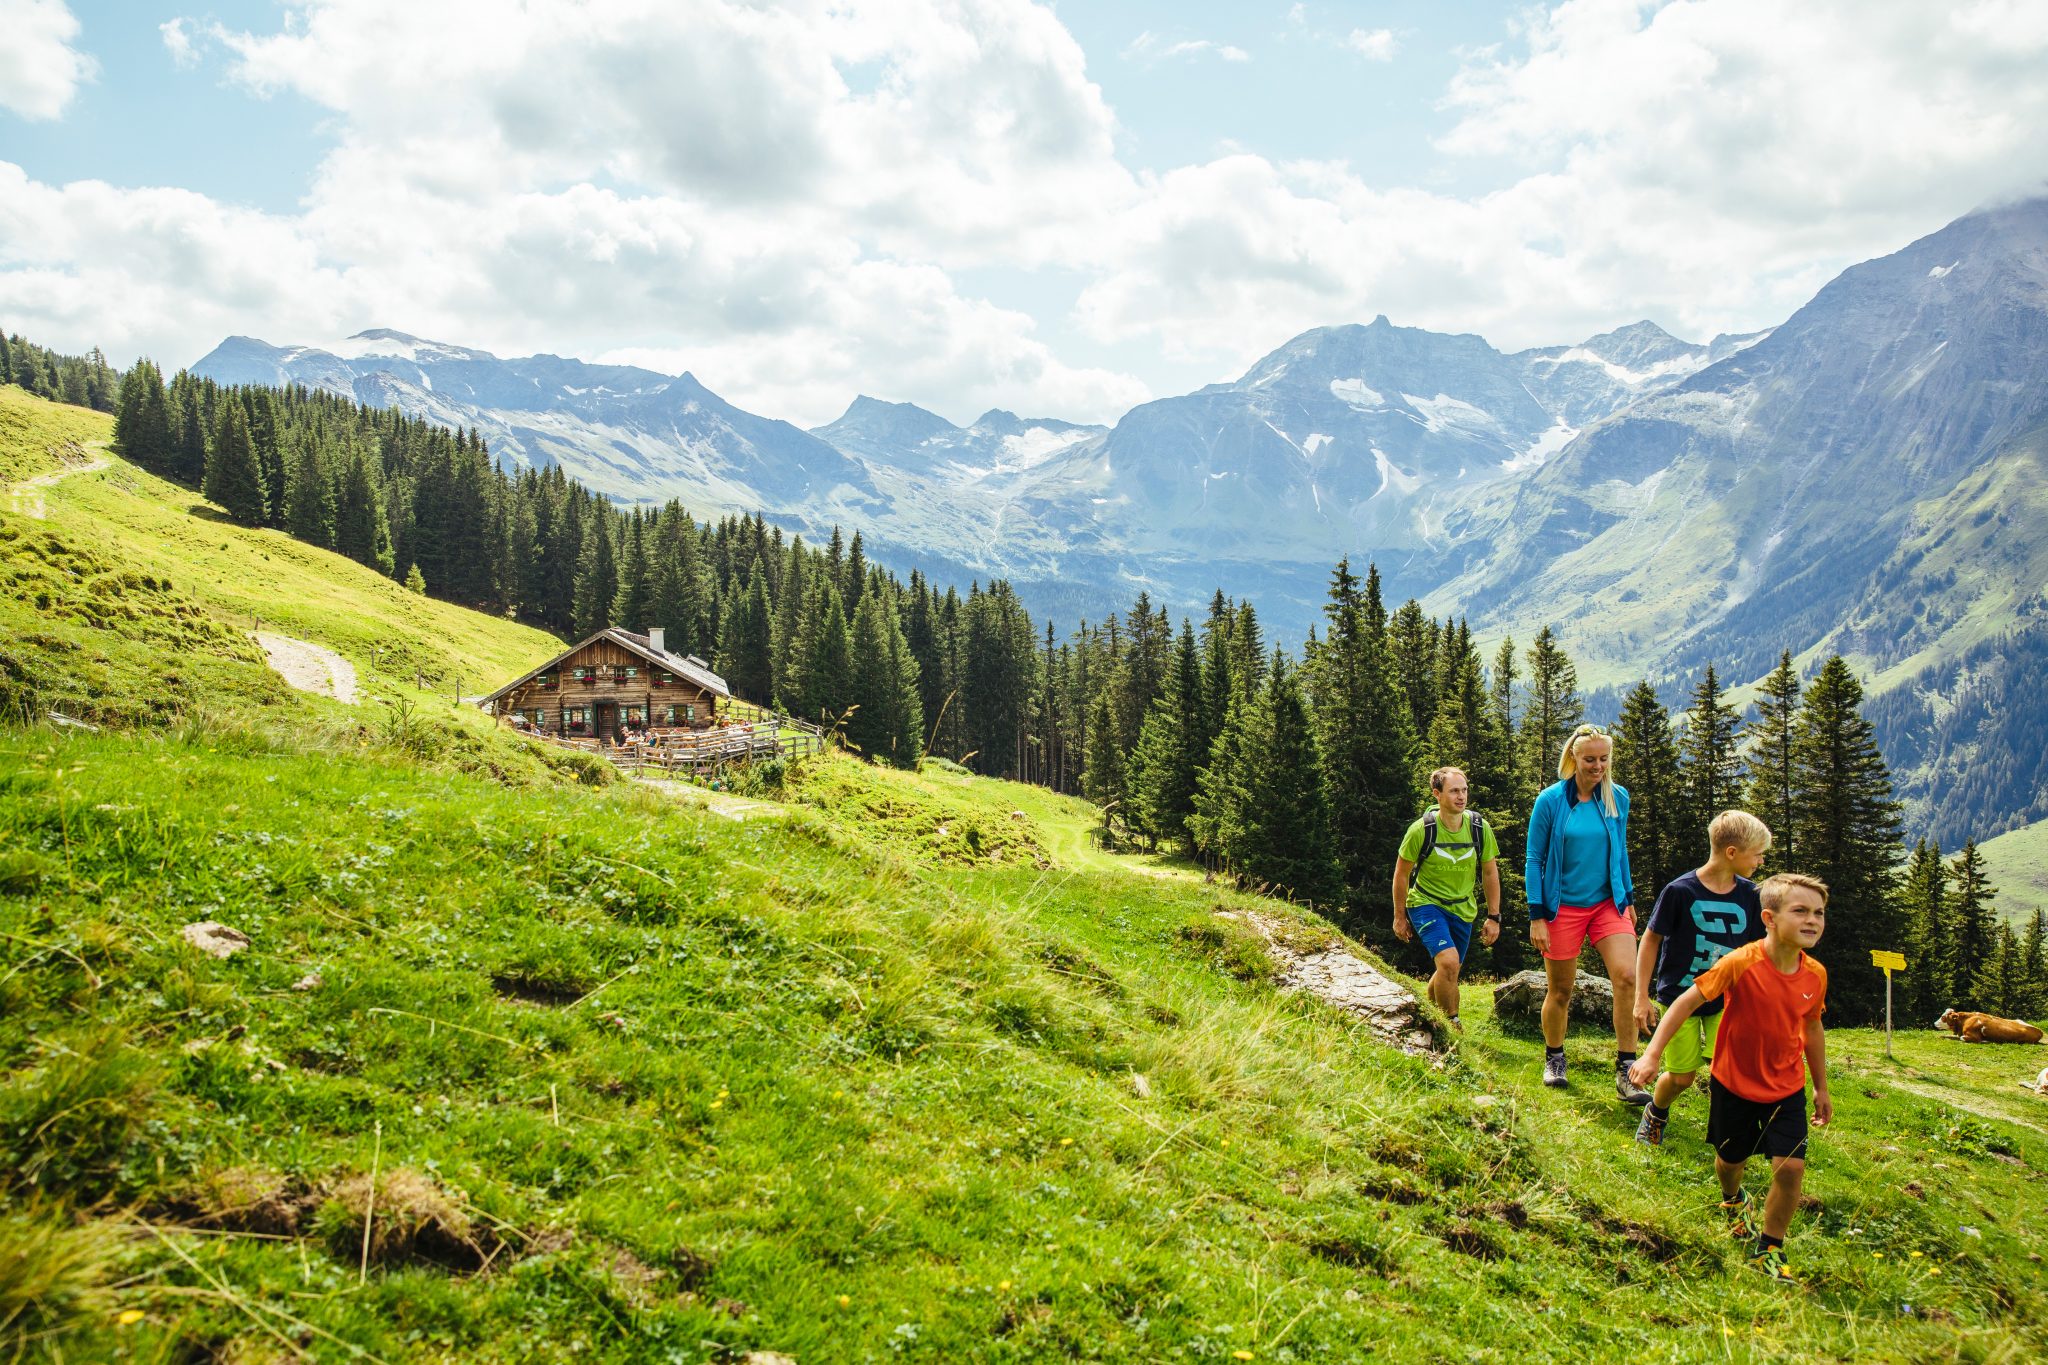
left=1871, top=950, right=1906, bottom=1060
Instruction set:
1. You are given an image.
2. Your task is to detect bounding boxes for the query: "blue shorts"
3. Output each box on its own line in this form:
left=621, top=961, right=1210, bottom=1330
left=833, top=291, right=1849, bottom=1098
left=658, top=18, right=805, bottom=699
left=1408, top=903, right=1474, bottom=962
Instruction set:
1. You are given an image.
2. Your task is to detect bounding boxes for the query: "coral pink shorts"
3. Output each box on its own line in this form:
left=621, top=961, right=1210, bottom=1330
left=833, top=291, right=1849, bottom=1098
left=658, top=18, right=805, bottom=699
left=1542, top=899, right=1634, bottom=961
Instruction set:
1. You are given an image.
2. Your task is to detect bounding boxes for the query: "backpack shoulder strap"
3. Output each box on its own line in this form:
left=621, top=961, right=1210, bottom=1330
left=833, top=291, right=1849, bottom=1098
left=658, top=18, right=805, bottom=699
left=1418, top=808, right=1439, bottom=863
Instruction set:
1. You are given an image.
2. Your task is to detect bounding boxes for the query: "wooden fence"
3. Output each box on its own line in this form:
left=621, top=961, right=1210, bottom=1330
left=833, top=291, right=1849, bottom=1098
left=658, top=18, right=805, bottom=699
left=524, top=702, right=828, bottom=778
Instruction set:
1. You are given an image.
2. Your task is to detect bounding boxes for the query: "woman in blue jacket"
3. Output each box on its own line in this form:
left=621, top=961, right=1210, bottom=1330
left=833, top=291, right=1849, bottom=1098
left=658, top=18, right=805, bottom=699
left=1526, top=723, right=1649, bottom=1102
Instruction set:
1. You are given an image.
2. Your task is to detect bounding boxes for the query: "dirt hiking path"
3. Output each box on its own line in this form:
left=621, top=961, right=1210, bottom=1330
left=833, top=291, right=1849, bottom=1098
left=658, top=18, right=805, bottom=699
left=9, top=442, right=109, bottom=519
left=256, top=633, right=360, bottom=704
left=634, top=776, right=785, bottom=822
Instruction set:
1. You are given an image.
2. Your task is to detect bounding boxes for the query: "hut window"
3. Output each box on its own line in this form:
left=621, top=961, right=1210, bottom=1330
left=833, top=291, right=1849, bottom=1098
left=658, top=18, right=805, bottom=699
left=624, top=705, right=646, bottom=725
left=659, top=705, right=678, bottom=725
left=623, top=666, right=638, bottom=678
left=524, top=708, right=548, bottom=728
left=566, top=706, right=590, bottom=732
left=684, top=703, right=697, bottom=724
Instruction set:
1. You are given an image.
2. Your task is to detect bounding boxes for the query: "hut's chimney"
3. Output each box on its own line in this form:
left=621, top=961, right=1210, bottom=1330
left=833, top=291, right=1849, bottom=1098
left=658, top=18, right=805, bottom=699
left=647, top=627, right=666, bottom=655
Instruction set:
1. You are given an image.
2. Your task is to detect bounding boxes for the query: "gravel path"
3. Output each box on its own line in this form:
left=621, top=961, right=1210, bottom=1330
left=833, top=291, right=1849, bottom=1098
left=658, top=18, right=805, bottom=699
left=255, top=632, right=359, bottom=704
left=8, top=449, right=109, bottom=519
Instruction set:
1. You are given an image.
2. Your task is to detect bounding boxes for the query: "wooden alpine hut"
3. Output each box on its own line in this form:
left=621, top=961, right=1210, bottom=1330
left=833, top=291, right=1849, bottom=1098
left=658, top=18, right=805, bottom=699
left=479, top=627, right=730, bottom=745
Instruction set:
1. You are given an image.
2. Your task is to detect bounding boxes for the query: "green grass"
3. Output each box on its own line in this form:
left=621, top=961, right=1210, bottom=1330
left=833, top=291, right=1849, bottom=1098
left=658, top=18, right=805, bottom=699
left=6, top=383, right=2048, bottom=1361
left=1979, top=820, right=2048, bottom=927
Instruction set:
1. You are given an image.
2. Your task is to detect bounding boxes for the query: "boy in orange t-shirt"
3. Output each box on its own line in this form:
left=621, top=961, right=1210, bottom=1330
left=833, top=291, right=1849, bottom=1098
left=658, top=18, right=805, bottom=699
left=1631, top=873, right=1833, bottom=1282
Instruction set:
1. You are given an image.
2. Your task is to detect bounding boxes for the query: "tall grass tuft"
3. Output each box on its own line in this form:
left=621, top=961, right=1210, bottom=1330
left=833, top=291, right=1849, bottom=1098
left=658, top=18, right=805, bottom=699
left=1, top=1028, right=158, bottom=1199
left=0, top=1208, right=123, bottom=1355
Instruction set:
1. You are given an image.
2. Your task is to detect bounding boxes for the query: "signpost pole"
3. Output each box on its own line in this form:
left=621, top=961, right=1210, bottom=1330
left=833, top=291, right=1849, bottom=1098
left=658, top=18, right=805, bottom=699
left=1885, top=968, right=1894, bottom=1060
left=1870, top=950, right=1906, bottom=1062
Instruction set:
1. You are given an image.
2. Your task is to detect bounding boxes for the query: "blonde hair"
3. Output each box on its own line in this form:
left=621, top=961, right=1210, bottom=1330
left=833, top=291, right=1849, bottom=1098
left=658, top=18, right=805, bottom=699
left=1759, top=872, right=1829, bottom=912
left=1709, top=810, right=1773, bottom=855
left=1429, top=766, right=1467, bottom=794
left=1556, top=724, right=1617, bottom=817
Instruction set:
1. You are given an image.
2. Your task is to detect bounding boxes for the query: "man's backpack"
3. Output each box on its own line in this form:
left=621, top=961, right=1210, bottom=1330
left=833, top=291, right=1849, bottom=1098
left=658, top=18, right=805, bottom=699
left=1417, top=808, right=1486, bottom=865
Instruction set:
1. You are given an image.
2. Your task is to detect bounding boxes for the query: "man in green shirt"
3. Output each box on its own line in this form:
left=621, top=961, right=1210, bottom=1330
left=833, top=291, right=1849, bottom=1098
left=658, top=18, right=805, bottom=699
left=1392, top=767, right=1502, bottom=1028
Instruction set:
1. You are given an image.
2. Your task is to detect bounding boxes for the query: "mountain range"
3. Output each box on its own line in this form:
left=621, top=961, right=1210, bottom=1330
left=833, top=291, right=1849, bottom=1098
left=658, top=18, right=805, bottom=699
left=192, top=198, right=2048, bottom=840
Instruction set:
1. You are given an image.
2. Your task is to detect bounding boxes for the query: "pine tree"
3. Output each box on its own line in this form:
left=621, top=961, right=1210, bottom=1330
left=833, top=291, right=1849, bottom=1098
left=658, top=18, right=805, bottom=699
left=1899, top=839, right=1949, bottom=1018
left=1991, top=924, right=2025, bottom=1017
left=1679, top=664, right=1744, bottom=834
left=202, top=397, right=268, bottom=526
left=1388, top=599, right=1438, bottom=740
left=285, top=437, right=335, bottom=546
left=1612, top=681, right=1688, bottom=906
left=1126, top=621, right=1205, bottom=850
left=715, top=566, right=774, bottom=705
left=1301, top=560, right=1419, bottom=943
left=112, top=359, right=171, bottom=471
left=1225, top=653, right=1341, bottom=906
left=1082, top=689, right=1126, bottom=812
left=1744, top=650, right=1802, bottom=862
left=1947, top=840, right=1999, bottom=1011
left=333, top=443, right=392, bottom=574
left=838, top=580, right=919, bottom=767
left=574, top=517, right=620, bottom=636
left=404, top=563, right=427, bottom=594
left=1789, top=656, right=1905, bottom=1024
left=612, top=511, right=654, bottom=633
left=1518, top=627, right=1583, bottom=793
left=963, top=580, right=1038, bottom=779
left=796, top=583, right=854, bottom=726
left=2020, top=909, right=2047, bottom=1018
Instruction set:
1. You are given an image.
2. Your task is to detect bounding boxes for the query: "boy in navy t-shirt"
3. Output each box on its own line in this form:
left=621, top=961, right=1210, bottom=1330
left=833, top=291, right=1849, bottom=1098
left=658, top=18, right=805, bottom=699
left=1632, top=810, right=1770, bottom=1147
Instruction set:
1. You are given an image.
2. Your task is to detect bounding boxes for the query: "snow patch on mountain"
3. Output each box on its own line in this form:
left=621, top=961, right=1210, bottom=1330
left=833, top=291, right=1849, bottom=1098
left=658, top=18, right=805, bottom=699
left=1329, top=378, right=1386, bottom=408
left=1929, top=262, right=1958, bottom=279
left=1304, top=433, right=1332, bottom=453
left=1504, top=419, right=1579, bottom=473
left=1402, top=392, right=1503, bottom=438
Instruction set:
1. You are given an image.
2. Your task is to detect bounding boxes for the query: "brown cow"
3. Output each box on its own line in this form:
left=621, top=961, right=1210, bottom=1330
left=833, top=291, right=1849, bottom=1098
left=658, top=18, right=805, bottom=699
left=1937, top=1008, right=2045, bottom=1044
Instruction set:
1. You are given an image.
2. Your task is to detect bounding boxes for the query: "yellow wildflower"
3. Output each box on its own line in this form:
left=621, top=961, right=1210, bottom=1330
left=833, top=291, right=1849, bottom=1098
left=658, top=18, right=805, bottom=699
left=117, top=1310, right=145, bottom=1326
left=709, top=1099, right=723, bottom=1110
left=1233, top=1353, right=1255, bottom=1361
left=999, top=1280, right=1012, bottom=1291
left=838, top=1294, right=851, bottom=1309
left=1059, top=1138, right=1074, bottom=1147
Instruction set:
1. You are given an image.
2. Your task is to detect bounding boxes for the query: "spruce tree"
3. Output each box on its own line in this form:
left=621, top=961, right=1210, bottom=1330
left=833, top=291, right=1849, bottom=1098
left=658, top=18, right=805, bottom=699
left=2021, top=909, right=2047, bottom=1018
left=1744, top=650, right=1802, bottom=862
left=1126, top=621, right=1205, bottom=850
left=1947, top=840, right=1999, bottom=1010
left=1679, top=664, right=1744, bottom=834
left=1612, top=681, right=1688, bottom=907
left=715, top=567, right=774, bottom=705
left=1518, top=627, right=1583, bottom=794
left=285, top=438, right=335, bottom=547
left=1899, top=839, right=1948, bottom=1018
left=1082, top=689, right=1126, bottom=812
left=796, top=583, right=854, bottom=727
left=202, top=397, right=268, bottom=526
left=1388, top=599, right=1438, bottom=740
left=1303, top=560, right=1418, bottom=945
left=1789, top=656, right=1904, bottom=1023
left=112, top=359, right=171, bottom=472
left=573, top=517, right=620, bottom=637
left=846, top=585, right=922, bottom=768
left=612, top=511, right=655, bottom=633
left=1227, top=653, right=1341, bottom=907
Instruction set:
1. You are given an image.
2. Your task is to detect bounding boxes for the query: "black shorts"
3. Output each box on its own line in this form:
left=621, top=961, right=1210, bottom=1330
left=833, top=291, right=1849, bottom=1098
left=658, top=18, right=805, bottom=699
left=1707, top=1077, right=1808, bottom=1162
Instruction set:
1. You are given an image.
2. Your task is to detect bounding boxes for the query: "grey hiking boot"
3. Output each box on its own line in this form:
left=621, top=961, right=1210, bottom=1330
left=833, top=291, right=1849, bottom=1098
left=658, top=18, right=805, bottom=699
left=1542, top=1051, right=1568, bottom=1088
left=1634, top=1106, right=1667, bottom=1146
left=1616, top=1062, right=1652, bottom=1106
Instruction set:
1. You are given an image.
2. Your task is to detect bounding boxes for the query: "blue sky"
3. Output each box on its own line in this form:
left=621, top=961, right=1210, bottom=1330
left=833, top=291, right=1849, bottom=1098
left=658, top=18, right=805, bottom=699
left=3, top=1, right=2044, bottom=425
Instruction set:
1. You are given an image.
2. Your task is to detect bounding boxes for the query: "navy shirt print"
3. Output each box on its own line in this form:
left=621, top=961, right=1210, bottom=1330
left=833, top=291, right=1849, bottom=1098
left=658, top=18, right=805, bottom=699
left=1646, top=870, right=1765, bottom=1017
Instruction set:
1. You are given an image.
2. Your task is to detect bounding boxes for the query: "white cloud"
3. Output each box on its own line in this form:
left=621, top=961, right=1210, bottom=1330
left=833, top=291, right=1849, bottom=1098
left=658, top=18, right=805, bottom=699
left=0, top=0, right=97, bottom=119
left=1125, top=32, right=1251, bottom=64
left=159, top=18, right=199, bottom=68
left=1345, top=28, right=1398, bottom=61
left=3, top=0, right=2045, bottom=429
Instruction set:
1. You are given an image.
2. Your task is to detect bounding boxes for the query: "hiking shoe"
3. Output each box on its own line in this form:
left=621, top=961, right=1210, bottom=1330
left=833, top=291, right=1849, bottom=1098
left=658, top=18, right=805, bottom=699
left=1720, top=1191, right=1755, bottom=1242
left=1542, top=1052, right=1568, bottom=1088
left=1751, top=1244, right=1797, bottom=1284
left=1615, top=1062, right=1652, bottom=1106
left=1634, top=1106, right=1667, bottom=1147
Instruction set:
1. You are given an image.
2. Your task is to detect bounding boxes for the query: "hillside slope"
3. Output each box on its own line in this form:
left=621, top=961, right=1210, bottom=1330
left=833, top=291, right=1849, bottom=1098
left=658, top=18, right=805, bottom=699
left=6, top=384, right=2048, bottom=1361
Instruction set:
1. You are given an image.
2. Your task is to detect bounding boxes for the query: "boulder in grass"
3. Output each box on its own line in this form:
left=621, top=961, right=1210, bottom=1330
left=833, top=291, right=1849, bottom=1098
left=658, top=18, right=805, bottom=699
left=1491, top=969, right=1615, bottom=1031
left=181, top=921, right=251, bottom=958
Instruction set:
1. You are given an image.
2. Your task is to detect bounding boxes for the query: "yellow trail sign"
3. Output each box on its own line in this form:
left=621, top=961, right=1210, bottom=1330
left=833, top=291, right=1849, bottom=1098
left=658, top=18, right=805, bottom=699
left=1870, top=950, right=1907, bottom=972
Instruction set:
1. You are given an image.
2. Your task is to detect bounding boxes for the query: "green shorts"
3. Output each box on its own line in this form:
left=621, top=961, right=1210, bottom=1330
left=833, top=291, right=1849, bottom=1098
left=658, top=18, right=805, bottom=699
left=1662, top=1010, right=1722, bottom=1076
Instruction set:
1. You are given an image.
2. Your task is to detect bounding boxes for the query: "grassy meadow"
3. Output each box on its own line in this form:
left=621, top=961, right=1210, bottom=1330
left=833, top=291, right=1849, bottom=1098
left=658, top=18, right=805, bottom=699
left=5, top=383, right=2048, bottom=1362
